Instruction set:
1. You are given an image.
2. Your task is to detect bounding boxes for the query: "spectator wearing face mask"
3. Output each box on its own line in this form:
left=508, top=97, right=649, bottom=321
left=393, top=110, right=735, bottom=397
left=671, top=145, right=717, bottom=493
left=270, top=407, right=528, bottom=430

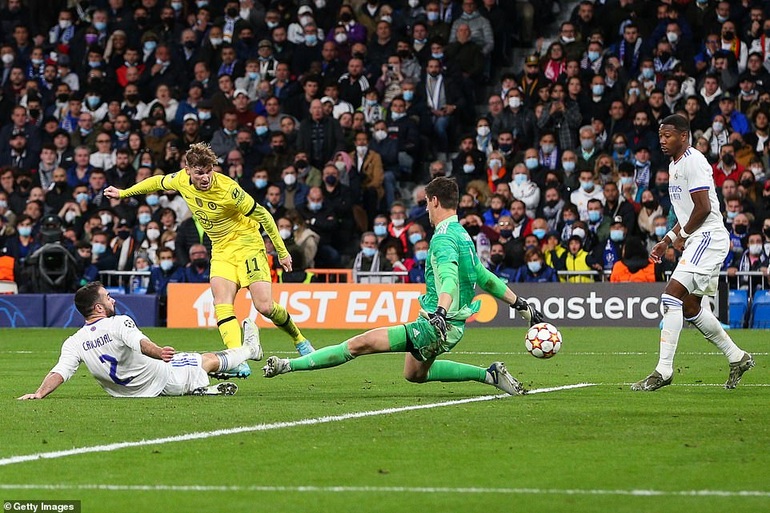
left=712, top=143, right=744, bottom=188
left=594, top=216, right=626, bottom=273
left=180, top=244, right=211, bottom=283
left=726, top=231, right=769, bottom=290
left=515, top=247, right=558, bottom=283
left=352, top=231, right=392, bottom=282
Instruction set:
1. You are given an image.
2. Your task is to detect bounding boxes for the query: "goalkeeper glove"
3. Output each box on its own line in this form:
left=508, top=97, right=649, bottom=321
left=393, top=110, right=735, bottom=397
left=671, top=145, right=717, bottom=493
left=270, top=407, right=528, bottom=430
left=512, top=297, right=544, bottom=327
left=428, top=306, right=448, bottom=342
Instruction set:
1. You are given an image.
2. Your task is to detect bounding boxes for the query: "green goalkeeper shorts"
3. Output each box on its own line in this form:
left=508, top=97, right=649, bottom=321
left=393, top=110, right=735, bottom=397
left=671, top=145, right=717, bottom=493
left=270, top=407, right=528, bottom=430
left=388, top=315, right=466, bottom=361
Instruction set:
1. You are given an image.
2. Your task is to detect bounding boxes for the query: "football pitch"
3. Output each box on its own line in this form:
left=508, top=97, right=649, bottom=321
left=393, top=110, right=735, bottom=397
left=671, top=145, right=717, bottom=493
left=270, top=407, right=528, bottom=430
left=2, top=326, right=768, bottom=513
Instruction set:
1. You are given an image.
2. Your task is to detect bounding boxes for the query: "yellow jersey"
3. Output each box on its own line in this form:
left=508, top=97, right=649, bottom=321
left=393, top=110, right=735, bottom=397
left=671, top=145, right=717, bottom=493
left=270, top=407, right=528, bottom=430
left=119, top=170, right=288, bottom=259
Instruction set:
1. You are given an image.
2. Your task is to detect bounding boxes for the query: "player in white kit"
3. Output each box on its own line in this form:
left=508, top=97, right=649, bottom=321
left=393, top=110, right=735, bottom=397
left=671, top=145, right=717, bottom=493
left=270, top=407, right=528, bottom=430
left=18, top=282, right=264, bottom=399
left=632, top=115, right=754, bottom=391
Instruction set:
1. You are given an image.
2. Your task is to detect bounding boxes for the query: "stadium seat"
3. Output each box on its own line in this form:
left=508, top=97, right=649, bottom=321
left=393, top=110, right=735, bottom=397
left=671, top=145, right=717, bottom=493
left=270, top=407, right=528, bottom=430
left=750, top=289, right=770, bottom=329
left=728, top=290, right=748, bottom=329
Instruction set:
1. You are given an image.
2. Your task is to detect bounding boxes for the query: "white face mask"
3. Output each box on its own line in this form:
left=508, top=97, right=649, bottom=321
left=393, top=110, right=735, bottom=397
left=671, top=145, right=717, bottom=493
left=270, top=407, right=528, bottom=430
left=356, top=145, right=368, bottom=154
left=283, top=174, right=297, bottom=186
left=100, top=213, right=113, bottom=226
left=477, top=125, right=490, bottom=137
left=392, top=218, right=405, bottom=227
left=373, top=129, right=387, bottom=141
left=279, top=228, right=292, bottom=240
left=147, top=228, right=160, bottom=241
left=749, top=243, right=763, bottom=256
left=509, top=97, right=522, bottom=109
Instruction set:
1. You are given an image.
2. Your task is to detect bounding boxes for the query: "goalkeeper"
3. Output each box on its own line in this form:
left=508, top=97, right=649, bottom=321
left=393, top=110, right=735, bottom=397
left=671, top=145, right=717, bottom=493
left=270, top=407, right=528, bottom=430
left=105, top=143, right=314, bottom=379
left=262, top=177, right=543, bottom=395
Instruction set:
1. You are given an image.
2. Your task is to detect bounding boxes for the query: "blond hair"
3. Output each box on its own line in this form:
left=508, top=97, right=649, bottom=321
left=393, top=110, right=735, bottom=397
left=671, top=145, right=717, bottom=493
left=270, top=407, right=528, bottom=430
left=185, top=142, right=218, bottom=170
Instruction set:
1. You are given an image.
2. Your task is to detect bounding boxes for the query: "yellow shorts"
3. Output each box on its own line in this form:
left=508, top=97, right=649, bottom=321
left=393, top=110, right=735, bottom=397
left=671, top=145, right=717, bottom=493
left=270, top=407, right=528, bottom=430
left=211, top=242, right=271, bottom=287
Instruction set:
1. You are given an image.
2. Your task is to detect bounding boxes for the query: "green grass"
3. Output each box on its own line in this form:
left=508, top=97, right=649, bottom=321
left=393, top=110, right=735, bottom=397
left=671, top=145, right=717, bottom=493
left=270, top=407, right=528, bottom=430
left=1, top=326, right=768, bottom=513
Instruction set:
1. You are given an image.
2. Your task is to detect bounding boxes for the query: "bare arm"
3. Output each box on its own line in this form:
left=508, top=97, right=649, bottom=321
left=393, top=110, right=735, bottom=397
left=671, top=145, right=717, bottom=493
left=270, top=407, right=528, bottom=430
left=140, top=338, right=175, bottom=362
left=18, top=372, right=65, bottom=400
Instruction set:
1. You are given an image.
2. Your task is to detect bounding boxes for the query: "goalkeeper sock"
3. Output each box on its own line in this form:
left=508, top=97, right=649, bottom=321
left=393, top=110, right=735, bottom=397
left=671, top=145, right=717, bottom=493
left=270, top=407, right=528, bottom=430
left=687, top=307, right=744, bottom=363
left=655, top=294, right=683, bottom=380
left=266, top=302, right=305, bottom=345
left=215, top=304, right=241, bottom=349
left=426, top=360, right=487, bottom=383
left=289, top=341, right=354, bottom=371
left=213, top=346, right=251, bottom=372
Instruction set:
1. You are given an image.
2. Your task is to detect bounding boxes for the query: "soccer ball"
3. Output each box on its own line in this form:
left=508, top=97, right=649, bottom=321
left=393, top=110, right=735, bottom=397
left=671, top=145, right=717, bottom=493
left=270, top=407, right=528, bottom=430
left=524, top=322, right=562, bottom=359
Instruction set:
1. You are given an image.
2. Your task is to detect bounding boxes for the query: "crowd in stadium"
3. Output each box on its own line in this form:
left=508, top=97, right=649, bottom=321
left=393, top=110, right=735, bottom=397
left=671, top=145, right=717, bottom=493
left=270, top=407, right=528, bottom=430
left=0, top=0, right=769, bottom=295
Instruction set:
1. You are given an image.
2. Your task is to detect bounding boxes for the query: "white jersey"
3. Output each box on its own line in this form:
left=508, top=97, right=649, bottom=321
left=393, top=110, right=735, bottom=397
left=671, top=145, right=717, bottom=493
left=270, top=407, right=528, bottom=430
left=667, top=147, right=728, bottom=238
left=50, top=315, right=171, bottom=398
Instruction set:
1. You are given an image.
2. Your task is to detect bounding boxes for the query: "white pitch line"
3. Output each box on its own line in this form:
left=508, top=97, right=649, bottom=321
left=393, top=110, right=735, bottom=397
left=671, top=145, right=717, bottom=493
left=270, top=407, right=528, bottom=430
left=1, top=383, right=595, bottom=468
left=0, top=483, right=767, bottom=498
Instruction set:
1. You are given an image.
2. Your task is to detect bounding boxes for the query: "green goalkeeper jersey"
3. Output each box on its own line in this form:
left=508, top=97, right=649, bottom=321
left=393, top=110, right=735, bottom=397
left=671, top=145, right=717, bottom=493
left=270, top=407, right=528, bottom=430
left=420, top=215, right=482, bottom=322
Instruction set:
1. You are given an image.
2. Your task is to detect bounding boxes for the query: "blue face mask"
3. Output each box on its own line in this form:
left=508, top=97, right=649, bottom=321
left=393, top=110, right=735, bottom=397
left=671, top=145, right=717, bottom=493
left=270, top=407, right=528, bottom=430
left=144, top=41, right=157, bottom=53
left=580, top=180, right=594, bottom=191
left=76, top=192, right=90, bottom=203
left=562, top=161, right=575, bottom=173
left=145, top=194, right=159, bottom=206
left=524, top=157, right=539, bottom=170
left=254, top=178, right=268, bottom=189
left=641, top=67, right=654, bottom=79
left=610, top=229, right=625, bottom=242
left=391, top=111, right=405, bottom=121
left=94, top=21, right=107, bottom=31
left=654, top=226, right=667, bottom=238
left=373, top=225, right=387, bottom=237
left=587, top=51, right=600, bottom=62
left=431, top=52, right=444, bottom=59
left=87, top=96, right=100, bottom=108
left=619, top=176, right=634, bottom=185
left=527, top=260, right=542, bottom=273
left=91, top=242, right=106, bottom=255
left=514, top=174, right=528, bottom=185
left=533, top=228, right=546, bottom=240
left=308, top=201, right=323, bottom=212
left=304, top=34, right=318, bottom=46
left=198, top=110, right=211, bottom=120
left=409, top=233, right=423, bottom=245
left=18, top=226, right=32, bottom=237
left=248, top=71, right=259, bottom=80
left=160, top=259, right=174, bottom=271
left=588, top=210, right=601, bottom=223
left=591, top=84, right=604, bottom=96
left=415, top=249, right=428, bottom=261
left=403, top=90, right=414, bottom=101
left=361, top=246, right=377, bottom=258
left=726, top=210, right=737, bottom=219
left=463, top=164, right=475, bottom=173
left=255, top=125, right=268, bottom=136
left=138, top=213, right=152, bottom=225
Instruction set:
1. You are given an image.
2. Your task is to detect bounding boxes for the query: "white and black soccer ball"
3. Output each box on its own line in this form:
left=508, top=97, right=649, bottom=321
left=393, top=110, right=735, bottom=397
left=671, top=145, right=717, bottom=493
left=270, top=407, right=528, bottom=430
left=524, top=322, right=562, bottom=359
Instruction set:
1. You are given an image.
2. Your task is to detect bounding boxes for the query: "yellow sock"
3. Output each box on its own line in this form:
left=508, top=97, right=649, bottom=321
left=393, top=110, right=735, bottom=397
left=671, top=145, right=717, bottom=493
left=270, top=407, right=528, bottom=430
left=267, top=302, right=304, bottom=345
left=215, top=304, right=241, bottom=349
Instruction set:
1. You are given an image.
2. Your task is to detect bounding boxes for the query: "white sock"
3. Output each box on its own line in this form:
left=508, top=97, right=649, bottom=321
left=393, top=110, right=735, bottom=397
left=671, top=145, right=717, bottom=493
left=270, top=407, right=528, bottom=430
left=655, top=294, right=683, bottom=380
left=214, top=346, right=251, bottom=371
left=686, top=307, right=744, bottom=363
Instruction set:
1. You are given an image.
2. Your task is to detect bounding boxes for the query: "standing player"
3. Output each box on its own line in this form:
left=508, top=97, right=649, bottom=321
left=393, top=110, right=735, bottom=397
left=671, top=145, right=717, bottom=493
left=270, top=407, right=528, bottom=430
left=18, top=282, right=263, bottom=399
left=105, top=143, right=314, bottom=380
left=262, top=177, right=544, bottom=395
left=632, top=115, right=754, bottom=391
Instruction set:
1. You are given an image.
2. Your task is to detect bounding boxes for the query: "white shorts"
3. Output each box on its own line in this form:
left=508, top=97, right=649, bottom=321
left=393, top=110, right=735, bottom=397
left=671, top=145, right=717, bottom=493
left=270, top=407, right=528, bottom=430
left=671, top=230, right=728, bottom=297
left=161, top=352, right=209, bottom=396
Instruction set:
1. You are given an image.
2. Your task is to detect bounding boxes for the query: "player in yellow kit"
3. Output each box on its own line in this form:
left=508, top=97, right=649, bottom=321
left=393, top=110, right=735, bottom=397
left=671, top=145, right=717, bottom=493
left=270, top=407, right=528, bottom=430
left=104, top=143, right=314, bottom=379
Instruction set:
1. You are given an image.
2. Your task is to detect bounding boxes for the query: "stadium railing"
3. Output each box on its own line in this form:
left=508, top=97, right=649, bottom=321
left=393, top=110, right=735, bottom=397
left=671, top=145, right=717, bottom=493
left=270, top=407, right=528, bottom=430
left=305, top=268, right=353, bottom=283
left=99, top=270, right=151, bottom=294
left=353, top=270, right=410, bottom=283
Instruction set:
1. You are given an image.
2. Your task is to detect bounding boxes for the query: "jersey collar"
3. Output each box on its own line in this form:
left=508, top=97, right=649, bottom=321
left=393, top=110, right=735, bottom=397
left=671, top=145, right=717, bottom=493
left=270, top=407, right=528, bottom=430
left=436, top=214, right=458, bottom=229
